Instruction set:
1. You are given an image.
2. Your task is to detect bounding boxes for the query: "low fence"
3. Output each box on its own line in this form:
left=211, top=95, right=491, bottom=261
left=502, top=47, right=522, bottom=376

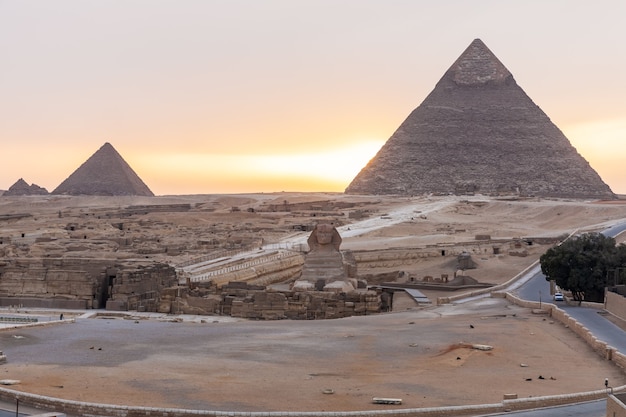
left=263, top=242, right=308, bottom=252
left=0, top=316, right=38, bottom=323
left=178, top=243, right=306, bottom=270
left=188, top=251, right=300, bottom=283
left=177, top=248, right=258, bottom=269
left=0, top=385, right=623, bottom=417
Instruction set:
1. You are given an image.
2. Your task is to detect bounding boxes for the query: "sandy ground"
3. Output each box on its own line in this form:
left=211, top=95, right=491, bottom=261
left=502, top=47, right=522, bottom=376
left=0, top=298, right=624, bottom=412
left=0, top=195, right=626, bottom=412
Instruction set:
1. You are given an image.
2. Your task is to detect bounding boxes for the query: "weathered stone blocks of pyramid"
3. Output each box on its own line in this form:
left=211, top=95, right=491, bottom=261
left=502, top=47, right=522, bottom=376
left=52, top=142, right=154, bottom=196
left=346, top=39, right=614, bottom=199
left=2, top=178, right=48, bottom=196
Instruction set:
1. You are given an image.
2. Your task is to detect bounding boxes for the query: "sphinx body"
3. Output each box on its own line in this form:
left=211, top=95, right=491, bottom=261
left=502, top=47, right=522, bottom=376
left=292, top=223, right=358, bottom=293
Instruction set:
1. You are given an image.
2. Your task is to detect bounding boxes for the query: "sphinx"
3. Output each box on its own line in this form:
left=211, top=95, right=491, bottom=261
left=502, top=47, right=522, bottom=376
left=291, top=222, right=358, bottom=293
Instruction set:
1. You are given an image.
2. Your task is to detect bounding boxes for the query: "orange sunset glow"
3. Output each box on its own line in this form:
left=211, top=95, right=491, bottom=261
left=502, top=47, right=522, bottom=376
left=2, top=1, right=625, bottom=196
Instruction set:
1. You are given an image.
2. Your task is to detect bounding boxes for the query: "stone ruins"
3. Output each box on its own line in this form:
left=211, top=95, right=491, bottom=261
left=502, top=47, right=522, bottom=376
left=1, top=192, right=625, bottom=319
left=0, top=195, right=395, bottom=319
left=346, top=39, right=615, bottom=199
left=52, top=142, right=154, bottom=196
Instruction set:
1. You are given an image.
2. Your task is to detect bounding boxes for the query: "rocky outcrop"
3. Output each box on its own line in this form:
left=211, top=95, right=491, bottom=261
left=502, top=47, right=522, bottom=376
left=346, top=39, right=615, bottom=199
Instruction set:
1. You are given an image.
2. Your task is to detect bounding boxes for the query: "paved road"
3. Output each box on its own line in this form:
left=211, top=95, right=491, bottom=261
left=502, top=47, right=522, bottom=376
left=601, top=222, right=626, bottom=238
left=512, top=264, right=551, bottom=304
left=561, top=304, right=626, bottom=353
left=513, top=221, right=626, bottom=352
left=0, top=399, right=49, bottom=417
left=477, top=399, right=605, bottom=417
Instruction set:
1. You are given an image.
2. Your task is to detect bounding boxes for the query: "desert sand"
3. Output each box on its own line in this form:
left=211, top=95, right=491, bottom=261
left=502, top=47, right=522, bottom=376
left=0, top=298, right=624, bottom=412
left=0, top=194, right=625, bottom=412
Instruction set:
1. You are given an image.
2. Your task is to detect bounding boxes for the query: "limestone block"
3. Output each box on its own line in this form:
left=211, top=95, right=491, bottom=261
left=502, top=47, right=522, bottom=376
left=261, top=310, right=286, bottom=320
left=46, top=281, right=72, bottom=294
left=0, top=282, right=25, bottom=295
left=106, top=299, right=127, bottom=311
left=21, top=282, right=47, bottom=294
left=70, top=282, right=97, bottom=297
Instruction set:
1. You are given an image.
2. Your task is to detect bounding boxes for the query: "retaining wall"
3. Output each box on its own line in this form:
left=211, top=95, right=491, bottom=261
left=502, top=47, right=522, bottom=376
left=438, top=260, right=540, bottom=305
left=607, top=393, right=626, bottom=417
left=0, top=386, right=623, bottom=417
left=606, top=290, right=626, bottom=323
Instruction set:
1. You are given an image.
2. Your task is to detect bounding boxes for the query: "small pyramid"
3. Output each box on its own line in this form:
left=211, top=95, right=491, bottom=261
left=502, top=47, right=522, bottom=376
left=345, top=39, right=615, bottom=199
left=52, top=143, right=154, bottom=196
left=3, top=178, right=49, bottom=196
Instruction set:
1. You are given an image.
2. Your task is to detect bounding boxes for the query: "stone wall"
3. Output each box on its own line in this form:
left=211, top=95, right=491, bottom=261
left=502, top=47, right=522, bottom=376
left=110, top=264, right=176, bottom=297
left=353, top=240, right=518, bottom=270
left=106, top=263, right=177, bottom=311
left=606, top=289, right=626, bottom=323
left=0, top=385, right=621, bottom=417
left=0, top=258, right=106, bottom=309
left=0, top=257, right=176, bottom=312
left=607, top=393, right=626, bottom=417
left=163, top=284, right=381, bottom=320
left=222, top=287, right=381, bottom=320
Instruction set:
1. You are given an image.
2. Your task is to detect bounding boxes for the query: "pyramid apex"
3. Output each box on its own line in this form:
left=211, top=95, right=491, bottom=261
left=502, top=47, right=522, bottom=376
left=445, top=38, right=512, bottom=86
left=100, top=142, right=116, bottom=152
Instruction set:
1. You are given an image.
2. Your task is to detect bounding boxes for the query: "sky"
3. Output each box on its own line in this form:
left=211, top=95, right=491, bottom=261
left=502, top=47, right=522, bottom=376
left=1, top=1, right=625, bottom=196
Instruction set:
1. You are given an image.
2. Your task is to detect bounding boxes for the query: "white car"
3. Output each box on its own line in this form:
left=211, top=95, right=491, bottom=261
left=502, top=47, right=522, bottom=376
left=553, top=292, right=564, bottom=301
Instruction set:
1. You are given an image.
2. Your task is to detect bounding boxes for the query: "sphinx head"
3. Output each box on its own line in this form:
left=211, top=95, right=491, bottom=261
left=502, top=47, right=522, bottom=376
left=308, top=222, right=342, bottom=251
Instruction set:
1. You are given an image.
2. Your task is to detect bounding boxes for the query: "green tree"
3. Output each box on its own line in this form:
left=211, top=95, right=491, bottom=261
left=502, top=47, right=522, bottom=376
left=540, top=233, right=617, bottom=303
left=608, top=244, right=626, bottom=286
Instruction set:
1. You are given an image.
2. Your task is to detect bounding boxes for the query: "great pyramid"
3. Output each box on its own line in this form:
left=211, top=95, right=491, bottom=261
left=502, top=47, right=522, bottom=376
left=52, top=142, right=154, bottom=196
left=345, top=39, right=615, bottom=199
